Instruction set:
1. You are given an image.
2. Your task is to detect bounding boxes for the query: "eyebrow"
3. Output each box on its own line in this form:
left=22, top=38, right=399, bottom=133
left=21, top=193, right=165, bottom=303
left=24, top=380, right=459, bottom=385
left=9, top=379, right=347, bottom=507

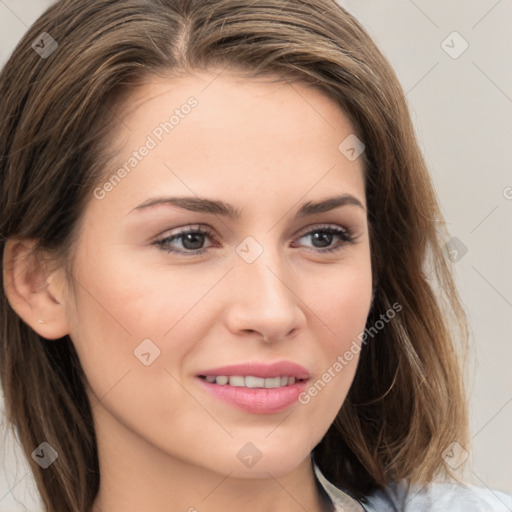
left=129, top=193, right=365, bottom=218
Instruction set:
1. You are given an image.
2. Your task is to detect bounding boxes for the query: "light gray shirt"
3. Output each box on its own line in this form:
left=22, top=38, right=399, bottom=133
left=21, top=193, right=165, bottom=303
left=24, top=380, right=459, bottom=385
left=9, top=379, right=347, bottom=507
left=313, top=460, right=512, bottom=511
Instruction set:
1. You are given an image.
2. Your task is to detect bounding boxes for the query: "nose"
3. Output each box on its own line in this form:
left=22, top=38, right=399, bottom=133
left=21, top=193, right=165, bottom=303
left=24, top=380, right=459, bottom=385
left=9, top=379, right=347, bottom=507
left=224, top=244, right=307, bottom=344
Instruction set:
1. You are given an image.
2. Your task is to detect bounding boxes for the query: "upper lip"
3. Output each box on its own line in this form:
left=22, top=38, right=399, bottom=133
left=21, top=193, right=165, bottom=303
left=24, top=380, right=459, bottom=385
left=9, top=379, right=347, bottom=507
left=196, top=361, right=310, bottom=380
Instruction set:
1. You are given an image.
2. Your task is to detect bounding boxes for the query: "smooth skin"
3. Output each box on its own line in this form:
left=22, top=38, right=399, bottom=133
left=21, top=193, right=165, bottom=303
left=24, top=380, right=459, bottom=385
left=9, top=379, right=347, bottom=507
left=4, top=69, right=372, bottom=512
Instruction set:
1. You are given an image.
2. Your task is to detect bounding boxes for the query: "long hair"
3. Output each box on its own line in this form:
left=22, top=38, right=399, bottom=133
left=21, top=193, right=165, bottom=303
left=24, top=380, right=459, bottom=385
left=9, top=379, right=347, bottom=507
left=0, top=1, right=469, bottom=510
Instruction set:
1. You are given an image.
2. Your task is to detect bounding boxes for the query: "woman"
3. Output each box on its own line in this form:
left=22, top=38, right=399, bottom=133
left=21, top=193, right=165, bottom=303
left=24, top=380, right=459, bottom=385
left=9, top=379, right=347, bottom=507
left=1, top=1, right=510, bottom=511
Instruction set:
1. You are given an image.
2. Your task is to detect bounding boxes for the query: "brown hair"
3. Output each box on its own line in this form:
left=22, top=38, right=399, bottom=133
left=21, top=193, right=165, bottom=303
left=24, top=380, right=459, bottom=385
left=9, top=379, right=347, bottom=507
left=0, top=0, right=469, bottom=510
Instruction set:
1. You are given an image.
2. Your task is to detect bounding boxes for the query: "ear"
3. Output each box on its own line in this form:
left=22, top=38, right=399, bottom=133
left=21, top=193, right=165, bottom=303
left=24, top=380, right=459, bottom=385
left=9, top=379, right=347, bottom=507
left=3, top=238, right=71, bottom=340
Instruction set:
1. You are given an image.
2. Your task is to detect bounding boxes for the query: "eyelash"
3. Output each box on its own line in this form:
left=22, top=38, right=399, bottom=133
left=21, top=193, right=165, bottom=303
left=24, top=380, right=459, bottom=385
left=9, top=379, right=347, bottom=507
left=153, top=224, right=356, bottom=256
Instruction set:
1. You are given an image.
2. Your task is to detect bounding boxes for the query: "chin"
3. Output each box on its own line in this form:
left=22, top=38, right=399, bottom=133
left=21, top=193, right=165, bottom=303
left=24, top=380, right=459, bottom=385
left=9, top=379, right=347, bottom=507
left=210, top=435, right=317, bottom=479
left=225, top=455, right=308, bottom=480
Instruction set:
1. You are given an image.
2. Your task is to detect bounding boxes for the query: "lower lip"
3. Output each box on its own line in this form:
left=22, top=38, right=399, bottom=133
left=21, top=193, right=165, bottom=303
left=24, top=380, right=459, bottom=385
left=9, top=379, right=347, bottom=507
left=196, top=377, right=308, bottom=414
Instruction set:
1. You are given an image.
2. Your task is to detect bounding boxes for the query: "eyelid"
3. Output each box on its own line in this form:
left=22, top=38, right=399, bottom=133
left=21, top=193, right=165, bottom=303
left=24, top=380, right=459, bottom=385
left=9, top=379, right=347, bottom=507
left=291, top=223, right=356, bottom=252
left=156, top=222, right=354, bottom=241
left=154, top=222, right=357, bottom=255
left=294, top=222, right=351, bottom=238
left=153, top=224, right=217, bottom=254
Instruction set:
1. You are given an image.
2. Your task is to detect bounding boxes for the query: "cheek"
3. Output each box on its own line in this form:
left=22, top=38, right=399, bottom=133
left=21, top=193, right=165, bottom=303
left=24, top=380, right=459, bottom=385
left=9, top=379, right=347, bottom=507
left=66, top=245, right=224, bottom=407
left=312, top=256, right=373, bottom=350
left=297, top=258, right=373, bottom=418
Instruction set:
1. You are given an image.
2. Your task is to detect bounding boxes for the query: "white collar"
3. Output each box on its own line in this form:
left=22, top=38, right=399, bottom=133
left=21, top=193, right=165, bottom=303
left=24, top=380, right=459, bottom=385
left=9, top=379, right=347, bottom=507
left=312, top=459, right=366, bottom=512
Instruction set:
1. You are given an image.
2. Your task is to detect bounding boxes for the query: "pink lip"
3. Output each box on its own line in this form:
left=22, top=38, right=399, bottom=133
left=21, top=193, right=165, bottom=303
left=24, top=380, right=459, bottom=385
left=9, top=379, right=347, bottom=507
left=195, top=361, right=311, bottom=414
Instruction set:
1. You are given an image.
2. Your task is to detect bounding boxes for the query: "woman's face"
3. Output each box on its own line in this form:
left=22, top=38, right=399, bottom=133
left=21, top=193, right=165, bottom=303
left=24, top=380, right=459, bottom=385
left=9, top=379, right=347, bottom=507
left=60, top=69, right=372, bottom=478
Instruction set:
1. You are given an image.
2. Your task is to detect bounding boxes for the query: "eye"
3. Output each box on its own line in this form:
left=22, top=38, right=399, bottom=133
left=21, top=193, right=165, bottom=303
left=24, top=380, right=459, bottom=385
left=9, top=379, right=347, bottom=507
left=153, top=223, right=356, bottom=256
left=154, top=225, right=216, bottom=255
left=293, top=224, right=355, bottom=253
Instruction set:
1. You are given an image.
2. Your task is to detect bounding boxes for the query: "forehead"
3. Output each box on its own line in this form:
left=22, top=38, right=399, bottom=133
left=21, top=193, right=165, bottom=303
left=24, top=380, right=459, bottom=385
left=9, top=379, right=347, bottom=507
left=122, top=69, right=345, bottom=123
left=115, top=68, right=359, bottom=157
left=90, top=69, right=365, bottom=221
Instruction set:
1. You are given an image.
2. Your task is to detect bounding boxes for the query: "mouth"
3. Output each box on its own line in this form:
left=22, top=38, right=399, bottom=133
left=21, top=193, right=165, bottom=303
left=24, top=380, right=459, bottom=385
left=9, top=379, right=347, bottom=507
left=195, top=361, right=311, bottom=414
left=197, top=375, right=307, bottom=388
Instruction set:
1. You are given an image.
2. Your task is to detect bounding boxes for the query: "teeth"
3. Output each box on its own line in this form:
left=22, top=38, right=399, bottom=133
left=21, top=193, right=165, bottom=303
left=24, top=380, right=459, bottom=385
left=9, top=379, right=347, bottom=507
left=229, top=376, right=245, bottom=387
left=245, top=376, right=265, bottom=388
left=264, top=376, right=281, bottom=388
left=204, top=375, right=300, bottom=388
left=215, top=376, right=229, bottom=385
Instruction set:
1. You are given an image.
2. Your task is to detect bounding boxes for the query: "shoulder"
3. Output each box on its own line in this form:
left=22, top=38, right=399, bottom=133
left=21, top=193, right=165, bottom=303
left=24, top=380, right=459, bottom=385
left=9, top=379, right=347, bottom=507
left=312, top=460, right=512, bottom=512
left=363, top=480, right=512, bottom=512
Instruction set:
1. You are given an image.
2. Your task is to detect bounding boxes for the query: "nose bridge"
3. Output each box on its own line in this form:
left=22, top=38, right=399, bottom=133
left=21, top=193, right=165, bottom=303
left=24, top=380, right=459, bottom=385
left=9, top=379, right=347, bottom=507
left=227, top=235, right=304, bottom=340
left=237, top=237, right=293, bottom=303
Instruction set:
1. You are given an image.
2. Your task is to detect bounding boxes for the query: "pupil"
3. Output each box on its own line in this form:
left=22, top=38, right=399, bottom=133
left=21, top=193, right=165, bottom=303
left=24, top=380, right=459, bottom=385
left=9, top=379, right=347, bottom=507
left=312, top=232, right=332, bottom=247
left=183, top=233, right=204, bottom=250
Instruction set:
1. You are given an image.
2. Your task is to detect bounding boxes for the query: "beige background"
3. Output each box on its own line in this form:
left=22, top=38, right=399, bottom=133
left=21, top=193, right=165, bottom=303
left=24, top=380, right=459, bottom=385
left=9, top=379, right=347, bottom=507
left=1, top=0, right=511, bottom=510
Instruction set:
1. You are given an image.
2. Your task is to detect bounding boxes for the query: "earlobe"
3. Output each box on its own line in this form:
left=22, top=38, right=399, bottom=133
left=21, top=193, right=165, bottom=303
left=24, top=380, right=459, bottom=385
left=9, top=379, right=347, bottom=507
left=2, top=238, right=70, bottom=340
